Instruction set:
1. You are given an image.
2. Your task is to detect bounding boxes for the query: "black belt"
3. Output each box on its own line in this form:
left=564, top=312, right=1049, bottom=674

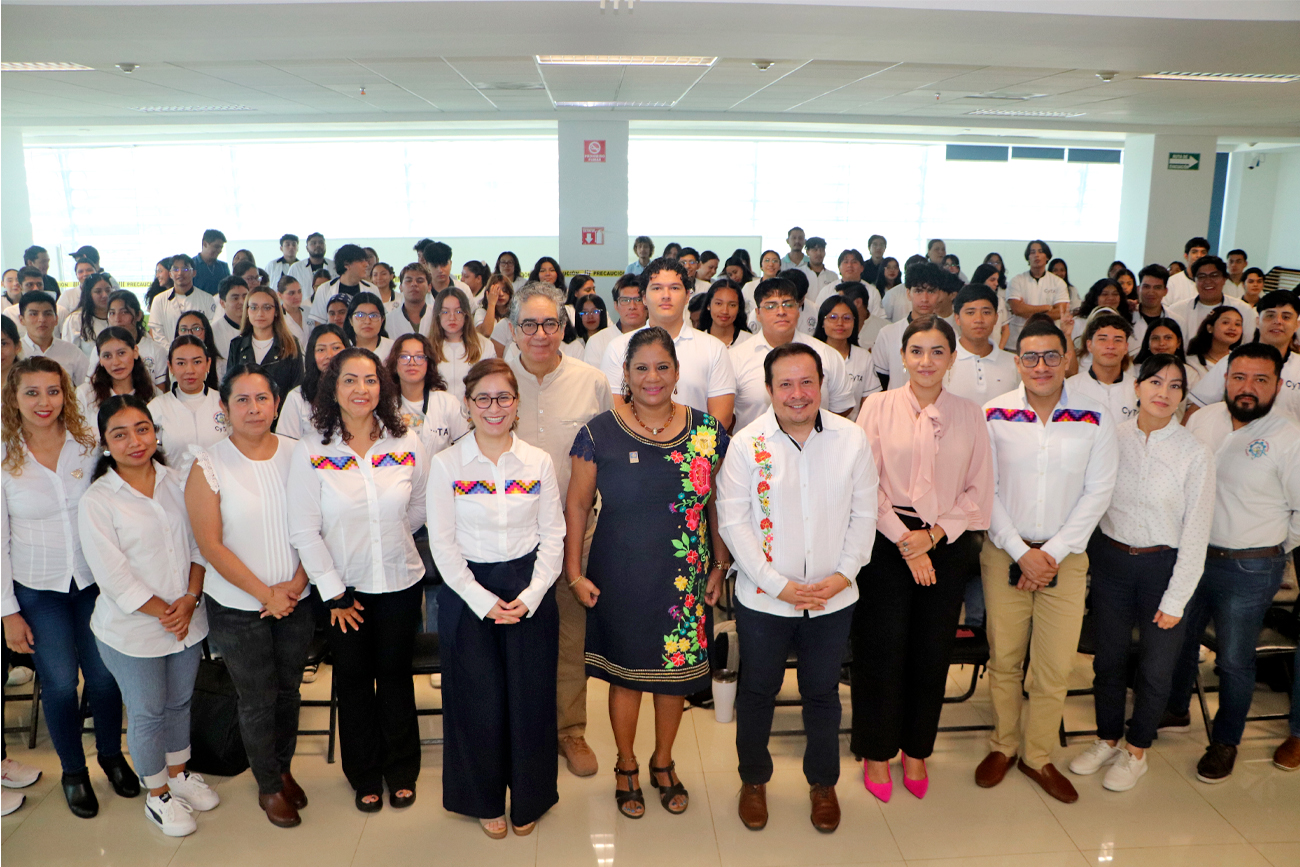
left=1101, top=533, right=1173, bottom=556
left=1206, top=544, right=1284, bottom=560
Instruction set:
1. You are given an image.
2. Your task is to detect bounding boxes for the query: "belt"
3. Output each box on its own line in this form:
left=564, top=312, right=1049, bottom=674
left=1101, top=533, right=1173, bottom=556
left=1206, top=544, right=1284, bottom=560
left=1026, top=541, right=1046, bottom=549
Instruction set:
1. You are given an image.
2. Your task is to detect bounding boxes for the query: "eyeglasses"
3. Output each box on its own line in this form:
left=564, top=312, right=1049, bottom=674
left=824, top=312, right=855, bottom=323
left=177, top=324, right=205, bottom=336
left=246, top=303, right=277, bottom=314
left=170, top=267, right=194, bottom=275
left=397, top=353, right=428, bottom=364
left=352, top=311, right=383, bottom=322
left=1018, top=350, right=1064, bottom=368
left=439, top=309, right=465, bottom=319
left=518, top=319, right=561, bottom=335
left=580, top=308, right=601, bottom=317
left=616, top=296, right=643, bottom=306
left=1195, top=272, right=1224, bottom=281
left=470, top=393, right=517, bottom=409
left=759, top=300, right=799, bottom=311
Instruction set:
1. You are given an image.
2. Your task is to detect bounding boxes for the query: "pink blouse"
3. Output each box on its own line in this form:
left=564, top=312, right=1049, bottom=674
left=857, top=386, right=994, bottom=544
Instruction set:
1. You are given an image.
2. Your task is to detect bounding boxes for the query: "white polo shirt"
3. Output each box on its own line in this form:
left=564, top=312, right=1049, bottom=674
left=1066, top=368, right=1140, bottom=426
left=946, top=343, right=1020, bottom=406
left=1169, top=295, right=1256, bottom=348
left=1165, top=270, right=1198, bottom=306
left=1007, top=270, right=1069, bottom=345
left=1189, top=350, right=1300, bottom=425
left=1208, top=409, right=1300, bottom=551
left=20, top=335, right=90, bottom=386
left=147, top=287, right=218, bottom=346
left=600, top=322, right=736, bottom=416
left=729, top=331, right=857, bottom=431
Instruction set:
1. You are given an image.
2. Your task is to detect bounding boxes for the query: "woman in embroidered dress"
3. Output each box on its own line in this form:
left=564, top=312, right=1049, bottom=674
left=564, top=327, right=730, bottom=819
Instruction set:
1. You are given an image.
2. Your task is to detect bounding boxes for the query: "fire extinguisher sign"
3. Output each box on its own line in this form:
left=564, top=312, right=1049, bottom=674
left=581, top=228, right=605, bottom=246
left=584, top=140, right=606, bottom=163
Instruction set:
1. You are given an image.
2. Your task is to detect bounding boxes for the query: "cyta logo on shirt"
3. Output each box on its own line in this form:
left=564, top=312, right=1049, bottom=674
left=1247, top=439, right=1269, bottom=459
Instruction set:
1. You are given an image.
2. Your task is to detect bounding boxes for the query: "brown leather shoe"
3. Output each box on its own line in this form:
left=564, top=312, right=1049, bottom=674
left=1274, top=736, right=1300, bottom=771
left=738, top=783, right=767, bottom=830
left=1018, top=760, right=1078, bottom=804
left=259, top=791, right=302, bottom=828
left=559, top=736, right=599, bottom=777
left=280, top=772, right=308, bottom=810
left=809, top=784, right=840, bottom=833
left=975, top=751, right=1016, bottom=788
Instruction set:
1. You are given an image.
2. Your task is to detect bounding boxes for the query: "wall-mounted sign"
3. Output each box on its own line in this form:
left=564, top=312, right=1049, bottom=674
left=1168, top=152, right=1200, bottom=171
left=582, top=227, right=605, bottom=245
left=584, top=140, right=606, bottom=163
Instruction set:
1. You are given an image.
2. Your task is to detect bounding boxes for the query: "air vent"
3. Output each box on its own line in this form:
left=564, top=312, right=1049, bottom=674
left=0, top=62, right=94, bottom=71
left=132, top=105, right=254, bottom=113
left=538, top=56, right=715, bottom=67
left=472, top=82, right=547, bottom=91
left=966, top=109, right=1086, bottom=118
left=555, top=101, right=674, bottom=108
left=1138, top=72, right=1299, bottom=83
left=962, top=92, right=1049, bottom=101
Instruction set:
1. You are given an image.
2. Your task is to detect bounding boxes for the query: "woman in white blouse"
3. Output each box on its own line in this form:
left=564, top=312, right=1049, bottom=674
left=276, top=324, right=348, bottom=441
left=76, top=327, right=157, bottom=423
left=62, top=272, right=113, bottom=358
left=343, top=292, right=393, bottom=365
left=1070, top=354, right=1215, bottom=793
left=2, top=357, right=140, bottom=819
left=78, top=394, right=217, bottom=838
left=147, top=336, right=229, bottom=482
left=185, top=364, right=313, bottom=828
left=814, top=294, right=880, bottom=420
left=427, top=287, right=490, bottom=400
left=286, top=347, right=428, bottom=814
left=276, top=275, right=307, bottom=350
left=427, top=358, right=565, bottom=839
left=106, top=290, right=169, bottom=390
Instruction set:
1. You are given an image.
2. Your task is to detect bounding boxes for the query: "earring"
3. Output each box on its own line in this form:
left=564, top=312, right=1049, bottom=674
left=623, top=384, right=633, bottom=404
left=103, top=449, right=110, bottom=456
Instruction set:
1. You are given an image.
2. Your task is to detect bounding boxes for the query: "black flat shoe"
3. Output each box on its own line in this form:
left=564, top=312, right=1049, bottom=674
left=355, top=790, right=383, bottom=813
left=98, top=754, right=141, bottom=798
left=62, top=770, right=99, bottom=819
left=389, top=784, right=416, bottom=809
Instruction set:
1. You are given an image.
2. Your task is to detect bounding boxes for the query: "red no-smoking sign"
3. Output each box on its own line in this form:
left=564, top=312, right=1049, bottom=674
left=584, top=140, right=606, bottom=163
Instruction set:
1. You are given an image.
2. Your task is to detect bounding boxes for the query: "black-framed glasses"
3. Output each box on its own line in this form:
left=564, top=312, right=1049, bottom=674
left=759, top=300, right=799, bottom=311
left=177, top=323, right=205, bottom=335
left=352, top=311, right=383, bottom=322
left=1018, top=350, right=1064, bottom=368
left=397, top=353, right=427, bottom=364
left=1195, top=271, right=1224, bottom=281
left=518, top=319, right=561, bottom=335
left=170, top=267, right=195, bottom=275
left=470, top=393, right=517, bottom=409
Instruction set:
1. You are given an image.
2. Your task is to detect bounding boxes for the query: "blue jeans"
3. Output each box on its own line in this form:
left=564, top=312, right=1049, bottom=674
left=13, top=582, right=124, bottom=774
left=1167, top=554, right=1286, bottom=746
left=95, top=641, right=201, bottom=789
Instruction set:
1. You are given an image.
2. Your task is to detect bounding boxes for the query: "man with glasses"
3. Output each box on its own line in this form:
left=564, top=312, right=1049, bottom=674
left=600, top=258, right=736, bottom=429
left=505, top=280, right=612, bottom=779
left=1165, top=237, right=1211, bottom=306
left=730, top=277, right=858, bottom=430
left=976, top=315, right=1118, bottom=804
left=584, top=275, right=646, bottom=368
left=1169, top=255, right=1255, bottom=346
left=873, top=262, right=950, bottom=391
left=1007, top=240, right=1070, bottom=347
left=148, top=253, right=218, bottom=344
left=305, top=244, right=374, bottom=329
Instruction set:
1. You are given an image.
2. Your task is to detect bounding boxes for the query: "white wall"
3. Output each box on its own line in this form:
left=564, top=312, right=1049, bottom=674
left=1267, top=152, right=1300, bottom=270
left=1219, top=149, right=1300, bottom=272
left=1116, top=133, right=1218, bottom=270
left=1, top=126, right=34, bottom=270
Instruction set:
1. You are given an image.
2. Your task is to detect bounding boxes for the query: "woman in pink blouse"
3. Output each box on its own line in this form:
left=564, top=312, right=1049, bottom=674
left=853, top=314, right=994, bottom=802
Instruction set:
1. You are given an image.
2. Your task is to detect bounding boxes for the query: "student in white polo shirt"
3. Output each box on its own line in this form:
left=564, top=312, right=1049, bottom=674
left=19, top=291, right=89, bottom=387
left=600, top=258, right=735, bottom=430
left=799, top=237, right=840, bottom=299
left=1188, top=291, right=1300, bottom=425
left=147, top=255, right=219, bottom=349
left=1129, top=265, right=1175, bottom=355
left=874, top=262, right=949, bottom=391
left=1067, top=312, right=1139, bottom=425
left=976, top=314, right=1118, bottom=805
left=1164, top=237, right=1210, bottom=306
left=1007, top=240, right=1069, bottom=347
left=1163, top=343, right=1300, bottom=784
left=947, top=284, right=1019, bottom=408
left=1168, top=255, right=1255, bottom=348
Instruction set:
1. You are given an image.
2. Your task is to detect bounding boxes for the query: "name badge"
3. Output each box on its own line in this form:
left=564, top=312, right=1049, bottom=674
left=629, top=451, right=639, bottom=464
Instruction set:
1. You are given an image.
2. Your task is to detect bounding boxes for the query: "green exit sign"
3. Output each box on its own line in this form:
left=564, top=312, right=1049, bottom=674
left=1168, top=152, right=1201, bottom=171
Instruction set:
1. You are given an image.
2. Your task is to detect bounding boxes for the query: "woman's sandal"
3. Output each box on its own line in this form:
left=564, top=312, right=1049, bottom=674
left=649, top=761, right=689, bottom=814
left=354, top=791, right=383, bottom=813
left=613, top=763, right=645, bottom=819
left=389, top=786, right=416, bottom=809
left=480, top=816, right=508, bottom=839
left=511, top=821, right=536, bottom=836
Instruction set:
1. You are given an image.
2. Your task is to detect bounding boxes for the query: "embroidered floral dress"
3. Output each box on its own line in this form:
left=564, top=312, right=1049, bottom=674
left=571, top=407, right=729, bottom=695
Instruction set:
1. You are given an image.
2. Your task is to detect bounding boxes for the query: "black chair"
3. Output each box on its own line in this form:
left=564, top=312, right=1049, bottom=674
left=297, top=635, right=338, bottom=763
left=3, top=673, right=41, bottom=749
left=938, top=624, right=994, bottom=734
left=411, top=632, right=444, bottom=746
left=1194, top=600, right=1299, bottom=742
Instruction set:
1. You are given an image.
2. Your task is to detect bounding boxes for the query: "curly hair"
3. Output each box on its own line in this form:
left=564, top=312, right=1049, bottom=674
left=310, top=347, right=407, bottom=444
left=89, top=327, right=157, bottom=407
left=2, top=356, right=96, bottom=475
left=384, top=333, right=448, bottom=395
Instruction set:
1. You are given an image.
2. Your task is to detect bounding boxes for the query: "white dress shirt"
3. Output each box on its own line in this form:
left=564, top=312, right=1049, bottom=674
left=984, top=384, right=1119, bottom=564
left=811, top=282, right=886, bottom=329
left=1007, top=270, right=1069, bottom=345
left=289, top=258, right=336, bottom=303
left=211, top=315, right=241, bottom=380
left=717, top=409, right=877, bottom=618
left=147, top=387, right=230, bottom=482
left=398, top=389, right=468, bottom=459
left=432, top=332, right=492, bottom=400
left=582, top=324, right=623, bottom=368
left=1207, top=409, right=1300, bottom=552
left=426, top=433, right=566, bottom=620
left=79, top=466, right=208, bottom=657
left=21, top=335, right=89, bottom=386
left=1, top=434, right=99, bottom=616
left=286, top=427, right=428, bottom=600
left=800, top=264, right=841, bottom=298
left=266, top=256, right=298, bottom=293
left=841, top=344, right=883, bottom=419
left=147, top=288, right=218, bottom=346
left=882, top=284, right=909, bottom=323
left=1066, top=368, right=1140, bottom=426
left=730, top=332, right=856, bottom=431
left=946, top=343, right=1020, bottom=406
left=600, top=323, right=736, bottom=415
left=304, top=277, right=374, bottom=330
left=1169, top=295, right=1255, bottom=350
left=1098, top=420, right=1215, bottom=617
left=871, top=314, right=958, bottom=390
left=192, top=436, right=300, bottom=611
left=1165, top=271, right=1198, bottom=307
left=62, top=312, right=110, bottom=358
left=1189, top=350, right=1300, bottom=425
left=1187, top=402, right=1234, bottom=451
left=508, top=354, right=612, bottom=498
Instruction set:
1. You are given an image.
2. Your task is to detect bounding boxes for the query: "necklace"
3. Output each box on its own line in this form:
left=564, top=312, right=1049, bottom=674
left=631, top=400, right=675, bottom=435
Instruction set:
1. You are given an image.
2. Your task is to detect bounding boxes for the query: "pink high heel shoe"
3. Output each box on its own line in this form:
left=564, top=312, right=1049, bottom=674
left=901, top=753, right=928, bottom=800
left=863, top=761, right=892, bottom=803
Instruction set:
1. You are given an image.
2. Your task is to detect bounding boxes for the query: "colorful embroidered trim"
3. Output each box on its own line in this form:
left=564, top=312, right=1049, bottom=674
left=1052, top=408, right=1101, bottom=425
left=311, top=455, right=358, bottom=471
left=985, top=407, right=1038, bottom=423
left=453, top=480, right=495, bottom=495
left=752, top=434, right=775, bottom=562
left=504, top=479, right=540, bottom=494
left=372, top=452, right=416, bottom=467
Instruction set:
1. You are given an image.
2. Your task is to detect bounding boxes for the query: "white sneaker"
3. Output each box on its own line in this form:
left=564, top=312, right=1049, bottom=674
left=2, top=789, right=25, bottom=816
left=1102, top=749, right=1148, bottom=792
left=1069, top=739, right=1123, bottom=776
left=302, top=663, right=319, bottom=684
left=5, top=666, right=33, bottom=687
left=1, top=758, right=42, bottom=789
left=167, top=771, right=220, bottom=811
left=145, top=791, right=196, bottom=837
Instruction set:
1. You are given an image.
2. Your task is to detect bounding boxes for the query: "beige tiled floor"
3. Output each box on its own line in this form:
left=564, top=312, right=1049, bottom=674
left=3, top=653, right=1297, bottom=867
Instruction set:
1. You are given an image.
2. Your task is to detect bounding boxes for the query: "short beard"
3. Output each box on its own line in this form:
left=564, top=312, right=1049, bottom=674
left=1226, top=392, right=1275, bottom=424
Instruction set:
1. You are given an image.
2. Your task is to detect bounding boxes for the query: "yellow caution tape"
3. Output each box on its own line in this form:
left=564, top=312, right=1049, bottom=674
left=561, top=270, right=627, bottom=278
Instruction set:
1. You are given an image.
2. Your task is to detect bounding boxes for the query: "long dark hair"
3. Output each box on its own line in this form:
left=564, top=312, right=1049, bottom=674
left=812, top=293, right=860, bottom=347
left=530, top=257, right=565, bottom=290
left=75, top=272, right=114, bottom=342
left=1134, top=317, right=1186, bottom=365
left=302, top=324, right=350, bottom=404
left=384, top=333, right=448, bottom=395
left=970, top=262, right=1005, bottom=292
left=723, top=254, right=754, bottom=286
left=1186, top=305, right=1244, bottom=364
left=574, top=294, right=608, bottom=341
left=1076, top=278, right=1123, bottom=319
left=343, top=291, right=389, bottom=345
left=874, top=256, right=902, bottom=292
left=106, top=289, right=146, bottom=342
left=697, top=279, right=751, bottom=335
left=89, top=327, right=156, bottom=405
left=310, top=347, right=407, bottom=444
left=174, top=309, right=220, bottom=390
left=145, top=257, right=174, bottom=307
left=91, top=394, right=167, bottom=482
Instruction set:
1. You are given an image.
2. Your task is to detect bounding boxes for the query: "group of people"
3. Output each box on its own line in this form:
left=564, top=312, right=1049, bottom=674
left=2, top=228, right=1297, bottom=844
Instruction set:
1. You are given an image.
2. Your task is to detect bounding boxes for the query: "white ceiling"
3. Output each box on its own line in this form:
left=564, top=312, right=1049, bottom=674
left=3, top=0, right=1299, bottom=141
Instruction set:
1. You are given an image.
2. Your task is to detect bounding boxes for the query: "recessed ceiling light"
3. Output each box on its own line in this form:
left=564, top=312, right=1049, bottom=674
left=962, top=92, right=1049, bottom=101
left=966, top=109, right=1086, bottom=118
left=555, top=101, right=674, bottom=108
left=537, top=56, right=715, bottom=67
left=472, top=82, right=547, bottom=91
left=132, top=105, right=254, bottom=113
left=0, top=62, right=94, bottom=72
left=1138, top=72, right=1299, bottom=83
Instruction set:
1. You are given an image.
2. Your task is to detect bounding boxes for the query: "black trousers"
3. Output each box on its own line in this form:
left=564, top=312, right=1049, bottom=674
left=735, top=601, right=854, bottom=787
left=850, top=525, right=972, bottom=761
left=206, top=596, right=315, bottom=795
left=325, top=581, right=423, bottom=795
left=439, top=554, right=559, bottom=826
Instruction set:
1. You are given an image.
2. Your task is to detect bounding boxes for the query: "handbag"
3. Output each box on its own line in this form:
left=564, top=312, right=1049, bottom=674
left=187, top=642, right=249, bottom=777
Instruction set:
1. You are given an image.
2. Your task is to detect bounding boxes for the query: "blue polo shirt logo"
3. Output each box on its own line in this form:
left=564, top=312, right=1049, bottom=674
left=1247, top=439, right=1269, bottom=459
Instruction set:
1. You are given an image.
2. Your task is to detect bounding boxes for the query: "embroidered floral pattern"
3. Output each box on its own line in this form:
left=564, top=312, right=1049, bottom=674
left=752, top=434, right=775, bottom=562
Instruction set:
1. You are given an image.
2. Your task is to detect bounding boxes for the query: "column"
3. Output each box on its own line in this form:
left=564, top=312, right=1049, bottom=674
left=557, top=120, right=629, bottom=296
left=1115, top=133, right=1219, bottom=269
left=1, top=125, right=34, bottom=270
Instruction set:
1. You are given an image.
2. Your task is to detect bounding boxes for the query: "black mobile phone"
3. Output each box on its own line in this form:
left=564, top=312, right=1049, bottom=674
left=1009, top=562, right=1057, bottom=588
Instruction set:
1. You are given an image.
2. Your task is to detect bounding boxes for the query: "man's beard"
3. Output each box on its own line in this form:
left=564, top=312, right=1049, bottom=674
left=1226, top=391, right=1276, bottom=424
